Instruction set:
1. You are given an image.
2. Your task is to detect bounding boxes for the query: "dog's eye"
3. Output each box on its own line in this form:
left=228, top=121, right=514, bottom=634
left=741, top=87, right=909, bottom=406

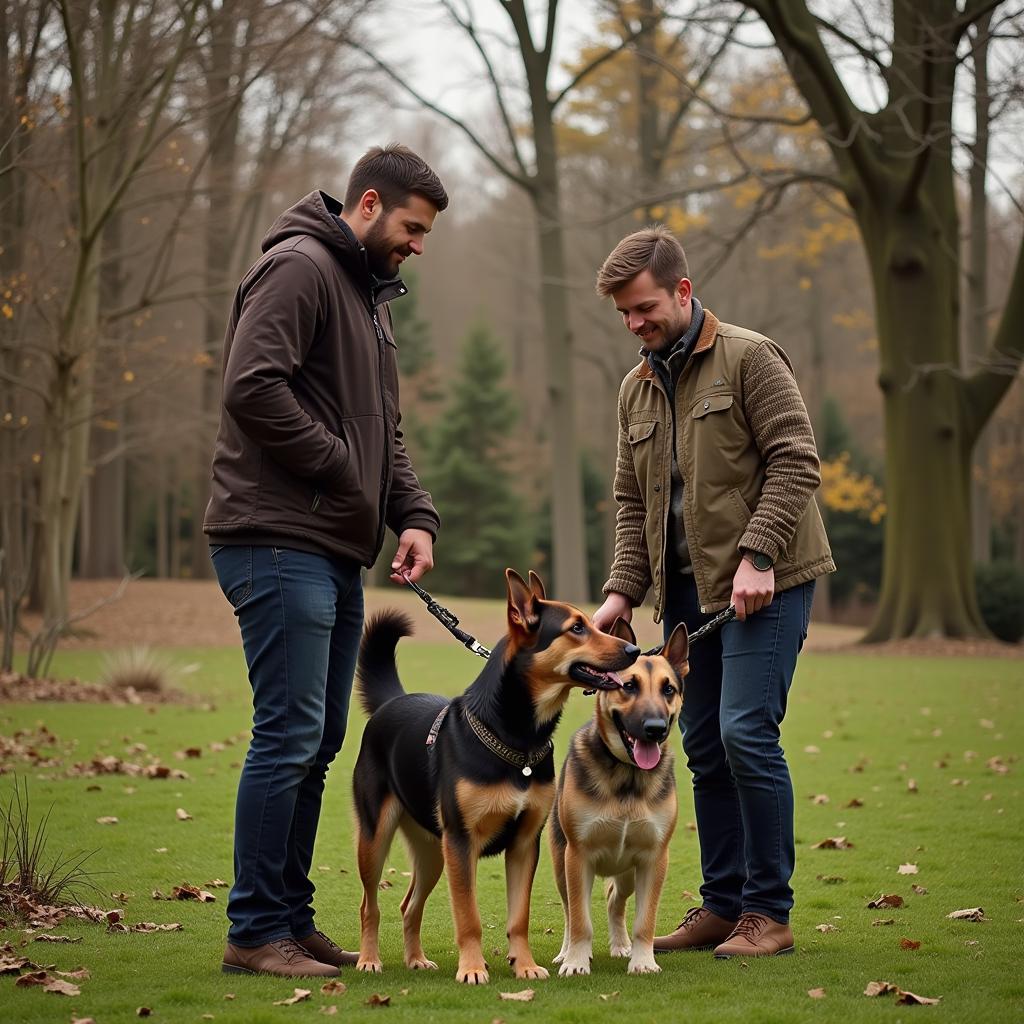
left=623, top=680, right=638, bottom=693
left=569, top=621, right=586, bottom=635
left=662, top=684, right=677, bottom=698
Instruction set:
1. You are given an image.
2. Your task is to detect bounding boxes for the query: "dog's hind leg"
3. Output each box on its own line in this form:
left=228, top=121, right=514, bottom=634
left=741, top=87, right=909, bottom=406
left=627, top=849, right=668, bottom=975
left=356, top=793, right=402, bottom=974
left=605, top=871, right=634, bottom=958
left=397, top=816, right=443, bottom=970
left=504, top=806, right=550, bottom=981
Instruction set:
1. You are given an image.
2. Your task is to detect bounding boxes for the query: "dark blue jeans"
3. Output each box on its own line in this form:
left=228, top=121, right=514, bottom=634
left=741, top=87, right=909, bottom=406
left=211, top=545, right=364, bottom=946
left=663, top=572, right=814, bottom=924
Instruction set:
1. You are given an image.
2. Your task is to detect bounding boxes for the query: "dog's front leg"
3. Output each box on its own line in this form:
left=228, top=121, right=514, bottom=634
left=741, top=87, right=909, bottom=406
left=504, top=812, right=549, bottom=980
left=628, top=848, right=668, bottom=974
left=442, top=832, right=488, bottom=984
left=557, top=842, right=595, bottom=977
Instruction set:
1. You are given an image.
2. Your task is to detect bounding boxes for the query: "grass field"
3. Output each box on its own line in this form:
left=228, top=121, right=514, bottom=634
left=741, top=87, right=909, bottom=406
left=1, top=643, right=1022, bottom=1023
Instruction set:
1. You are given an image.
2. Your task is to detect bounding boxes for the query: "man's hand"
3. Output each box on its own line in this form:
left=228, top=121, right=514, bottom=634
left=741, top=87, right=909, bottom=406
left=592, top=592, right=634, bottom=633
left=730, top=557, right=775, bottom=621
left=390, top=529, right=434, bottom=585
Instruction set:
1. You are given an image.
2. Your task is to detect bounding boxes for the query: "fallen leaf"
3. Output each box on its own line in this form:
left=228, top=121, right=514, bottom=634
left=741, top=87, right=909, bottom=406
left=864, top=980, right=899, bottom=997
left=816, top=874, right=846, bottom=884
left=224, top=993, right=235, bottom=1000
left=321, top=980, right=347, bottom=995
left=900, top=938, right=922, bottom=950
left=176, top=807, right=193, bottom=821
left=599, top=991, right=620, bottom=1001
left=815, top=923, right=838, bottom=933
left=808, top=988, right=826, bottom=999
left=685, top=820, right=697, bottom=831
left=43, top=977, right=80, bottom=996
left=907, top=779, right=919, bottom=793
left=137, top=1009, right=153, bottom=1017
left=273, top=988, right=312, bottom=1006
left=896, top=989, right=941, bottom=1005
left=897, top=863, right=919, bottom=875
left=946, top=907, right=987, bottom=921
left=811, top=794, right=830, bottom=804
left=71, top=1017, right=98, bottom=1023
left=96, top=816, right=119, bottom=825
left=804, top=745, right=820, bottom=754
left=201, top=1016, right=214, bottom=1021
left=321, top=1008, right=339, bottom=1017
left=873, top=918, right=896, bottom=926
left=34, top=934, right=81, bottom=943
left=171, top=883, right=216, bottom=902
left=987, top=756, right=1009, bottom=775
left=366, top=993, right=391, bottom=1007
left=845, top=798, right=864, bottom=808
left=681, top=889, right=699, bottom=899
left=16, top=970, right=51, bottom=987
left=499, top=990, right=535, bottom=1002
left=868, top=894, right=904, bottom=909
left=912, top=885, right=929, bottom=895
left=950, top=778, right=967, bottom=786
left=378, top=879, right=393, bottom=890
left=0, top=956, right=31, bottom=973
left=205, top=879, right=228, bottom=888
left=812, top=836, right=853, bottom=849
left=979, top=718, right=994, bottom=729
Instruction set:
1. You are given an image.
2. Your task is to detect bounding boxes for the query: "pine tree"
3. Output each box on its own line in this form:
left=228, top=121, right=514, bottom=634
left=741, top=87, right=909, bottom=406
left=423, top=323, right=532, bottom=598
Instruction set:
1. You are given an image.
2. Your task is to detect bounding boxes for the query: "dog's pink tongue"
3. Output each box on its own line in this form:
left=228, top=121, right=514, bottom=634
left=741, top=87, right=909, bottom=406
left=633, top=739, right=662, bottom=770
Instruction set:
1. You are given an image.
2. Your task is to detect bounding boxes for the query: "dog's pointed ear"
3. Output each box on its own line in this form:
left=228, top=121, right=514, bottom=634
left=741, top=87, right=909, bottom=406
left=661, top=622, right=689, bottom=673
left=607, top=616, right=637, bottom=646
left=506, top=568, right=540, bottom=636
left=527, top=570, right=546, bottom=602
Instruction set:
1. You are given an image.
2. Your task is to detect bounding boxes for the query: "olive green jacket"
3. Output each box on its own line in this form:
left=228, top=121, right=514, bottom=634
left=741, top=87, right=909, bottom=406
left=604, top=309, right=835, bottom=618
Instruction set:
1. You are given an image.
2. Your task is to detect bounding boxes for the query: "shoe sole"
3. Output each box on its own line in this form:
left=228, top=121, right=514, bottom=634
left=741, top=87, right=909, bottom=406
left=714, top=945, right=795, bottom=959
left=221, top=962, right=338, bottom=977
left=221, top=963, right=256, bottom=975
left=653, top=943, right=718, bottom=954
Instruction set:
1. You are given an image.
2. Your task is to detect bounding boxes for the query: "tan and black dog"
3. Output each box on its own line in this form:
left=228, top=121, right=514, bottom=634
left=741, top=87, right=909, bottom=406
left=351, top=570, right=640, bottom=985
left=550, top=617, right=688, bottom=976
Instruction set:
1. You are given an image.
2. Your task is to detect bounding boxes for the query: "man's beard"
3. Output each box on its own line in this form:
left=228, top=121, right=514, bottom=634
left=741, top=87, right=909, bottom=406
left=363, top=219, right=398, bottom=279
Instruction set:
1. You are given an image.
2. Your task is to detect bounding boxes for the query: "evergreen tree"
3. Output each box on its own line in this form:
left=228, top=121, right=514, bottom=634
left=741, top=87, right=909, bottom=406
left=423, top=324, right=532, bottom=598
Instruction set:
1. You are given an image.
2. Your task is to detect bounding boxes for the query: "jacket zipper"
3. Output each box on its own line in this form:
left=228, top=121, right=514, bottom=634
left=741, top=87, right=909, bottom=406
left=371, top=305, right=391, bottom=559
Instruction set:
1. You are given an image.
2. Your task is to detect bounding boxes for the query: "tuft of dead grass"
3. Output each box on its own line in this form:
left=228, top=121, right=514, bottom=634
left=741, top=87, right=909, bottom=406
left=99, top=647, right=176, bottom=693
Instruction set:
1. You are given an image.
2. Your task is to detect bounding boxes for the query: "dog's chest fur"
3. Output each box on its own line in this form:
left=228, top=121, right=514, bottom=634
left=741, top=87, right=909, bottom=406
left=453, top=778, right=555, bottom=850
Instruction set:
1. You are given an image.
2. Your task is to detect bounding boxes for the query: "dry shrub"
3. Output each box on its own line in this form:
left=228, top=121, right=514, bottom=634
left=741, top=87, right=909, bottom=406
left=99, top=647, right=176, bottom=694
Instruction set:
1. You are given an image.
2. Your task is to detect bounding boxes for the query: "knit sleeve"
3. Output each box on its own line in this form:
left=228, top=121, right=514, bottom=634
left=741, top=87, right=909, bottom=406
left=603, top=392, right=652, bottom=603
left=738, top=341, right=821, bottom=561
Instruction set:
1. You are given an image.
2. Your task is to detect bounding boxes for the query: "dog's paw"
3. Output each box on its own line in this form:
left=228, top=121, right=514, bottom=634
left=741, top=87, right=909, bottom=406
left=627, top=956, right=661, bottom=975
left=456, top=965, right=490, bottom=985
left=515, top=963, right=549, bottom=980
left=609, top=942, right=631, bottom=958
left=557, top=959, right=591, bottom=977
left=551, top=949, right=566, bottom=965
left=406, top=956, right=438, bottom=970
left=356, top=958, right=383, bottom=974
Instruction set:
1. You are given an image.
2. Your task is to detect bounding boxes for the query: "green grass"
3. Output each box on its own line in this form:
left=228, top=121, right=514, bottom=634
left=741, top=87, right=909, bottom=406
left=1, top=645, right=1022, bottom=1023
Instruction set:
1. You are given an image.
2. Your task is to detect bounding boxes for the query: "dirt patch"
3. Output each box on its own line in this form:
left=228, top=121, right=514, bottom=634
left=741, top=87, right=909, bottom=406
left=12, top=578, right=1019, bottom=658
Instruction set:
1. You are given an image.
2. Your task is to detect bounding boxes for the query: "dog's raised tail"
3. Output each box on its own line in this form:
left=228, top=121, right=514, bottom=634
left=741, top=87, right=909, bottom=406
left=356, top=609, right=414, bottom=716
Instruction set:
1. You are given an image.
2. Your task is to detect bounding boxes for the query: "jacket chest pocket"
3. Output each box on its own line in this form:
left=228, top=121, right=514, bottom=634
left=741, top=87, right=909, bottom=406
left=627, top=419, right=661, bottom=491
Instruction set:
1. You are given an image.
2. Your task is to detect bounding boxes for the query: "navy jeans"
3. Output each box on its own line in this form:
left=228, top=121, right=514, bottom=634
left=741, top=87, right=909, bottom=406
left=664, top=572, right=814, bottom=924
left=211, top=545, right=364, bottom=946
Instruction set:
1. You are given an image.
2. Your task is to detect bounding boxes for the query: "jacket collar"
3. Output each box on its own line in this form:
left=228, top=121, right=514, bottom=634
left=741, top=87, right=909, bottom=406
left=632, top=309, right=720, bottom=380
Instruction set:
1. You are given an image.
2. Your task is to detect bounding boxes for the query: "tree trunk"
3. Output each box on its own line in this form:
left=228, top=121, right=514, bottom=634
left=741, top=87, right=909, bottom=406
left=804, top=276, right=832, bottom=621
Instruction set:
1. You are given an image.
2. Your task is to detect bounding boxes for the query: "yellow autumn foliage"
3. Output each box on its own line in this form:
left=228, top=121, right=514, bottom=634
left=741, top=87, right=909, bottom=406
left=820, top=453, right=886, bottom=523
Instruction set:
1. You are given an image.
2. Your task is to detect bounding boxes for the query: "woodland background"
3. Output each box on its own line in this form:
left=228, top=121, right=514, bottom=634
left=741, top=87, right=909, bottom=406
left=2, top=0, right=1023, bottom=671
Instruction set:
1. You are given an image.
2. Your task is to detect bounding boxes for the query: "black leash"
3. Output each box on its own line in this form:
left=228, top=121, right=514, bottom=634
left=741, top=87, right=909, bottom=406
left=400, top=571, right=736, bottom=667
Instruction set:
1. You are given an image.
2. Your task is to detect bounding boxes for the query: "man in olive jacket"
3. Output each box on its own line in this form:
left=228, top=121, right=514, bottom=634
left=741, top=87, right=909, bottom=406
left=592, top=226, right=835, bottom=959
left=204, top=145, right=447, bottom=978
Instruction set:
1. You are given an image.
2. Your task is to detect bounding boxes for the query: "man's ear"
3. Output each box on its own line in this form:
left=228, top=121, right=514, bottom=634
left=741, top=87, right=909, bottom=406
left=527, top=570, right=546, bottom=602
left=607, top=616, right=637, bottom=646
left=661, top=622, right=689, bottom=674
left=506, top=569, right=540, bottom=636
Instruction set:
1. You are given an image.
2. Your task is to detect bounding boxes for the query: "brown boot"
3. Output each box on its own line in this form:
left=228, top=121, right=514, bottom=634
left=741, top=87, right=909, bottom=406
left=221, top=937, right=340, bottom=977
left=713, top=913, right=794, bottom=958
left=653, top=907, right=738, bottom=952
left=296, top=929, right=360, bottom=968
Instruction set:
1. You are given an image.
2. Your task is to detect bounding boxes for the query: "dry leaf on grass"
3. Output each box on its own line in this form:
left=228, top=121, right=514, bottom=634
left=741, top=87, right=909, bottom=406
left=171, top=883, right=216, bottom=902
left=811, top=794, right=830, bottom=804
left=34, top=934, right=80, bottom=943
left=897, top=864, right=919, bottom=875
left=912, top=884, right=929, bottom=895
left=378, top=880, right=393, bottom=890
left=365, top=993, right=391, bottom=1007
left=273, top=988, right=312, bottom=1006
left=873, top=918, right=896, bottom=926
left=815, top=923, right=838, bottom=933
left=947, top=907, right=987, bottom=921
left=896, top=989, right=941, bottom=1005
left=96, top=816, right=119, bottom=825
left=0, top=955, right=33, bottom=973
left=808, top=988, right=826, bottom=999
left=987, top=756, right=1010, bottom=775
left=43, top=977, right=81, bottom=996
left=108, top=921, right=183, bottom=933
left=907, top=778, right=919, bottom=793
left=816, top=874, right=846, bottom=884
left=681, top=889, right=699, bottom=900
left=804, top=745, right=820, bottom=754
left=812, top=836, right=853, bottom=849
left=599, top=992, right=620, bottom=1001
left=321, top=980, right=347, bottom=995
left=868, top=894, right=904, bottom=909
left=900, top=938, right=922, bottom=950
left=321, top=1008, right=339, bottom=1016
left=845, top=798, right=864, bottom=808
left=136, top=1008, right=152, bottom=1017
left=499, top=990, right=535, bottom=1002
left=864, top=981, right=899, bottom=997
left=71, top=1017, right=97, bottom=1023
left=175, top=808, right=193, bottom=821
left=16, top=970, right=51, bottom=987
left=205, top=879, right=228, bottom=888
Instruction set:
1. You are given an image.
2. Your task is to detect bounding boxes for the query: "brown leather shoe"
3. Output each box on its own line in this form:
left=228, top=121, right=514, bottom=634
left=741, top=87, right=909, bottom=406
left=653, top=907, right=739, bottom=952
left=222, top=937, right=340, bottom=976
left=296, top=929, right=360, bottom=968
left=713, top=913, right=795, bottom=958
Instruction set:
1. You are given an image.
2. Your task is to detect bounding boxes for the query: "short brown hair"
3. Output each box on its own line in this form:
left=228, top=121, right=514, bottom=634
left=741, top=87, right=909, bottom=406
left=595, top=225, right=689, bottom=296
left=344, top=143, right=449, bottom=213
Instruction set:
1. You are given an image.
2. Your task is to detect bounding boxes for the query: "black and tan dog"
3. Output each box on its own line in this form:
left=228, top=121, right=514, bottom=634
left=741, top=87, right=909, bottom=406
left=550, top=617, right=688, bottom=976
left=351, top=570, right=640, bottom=984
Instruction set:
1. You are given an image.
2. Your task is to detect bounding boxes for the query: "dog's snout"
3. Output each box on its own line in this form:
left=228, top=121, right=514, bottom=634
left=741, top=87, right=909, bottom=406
left=623, top=642, right=641, bottom=659
left=643, top=717, right=668, bottom=740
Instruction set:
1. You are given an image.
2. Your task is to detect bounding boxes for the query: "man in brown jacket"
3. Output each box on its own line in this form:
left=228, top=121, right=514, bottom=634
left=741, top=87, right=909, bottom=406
left=204, top=145, right=447, bottom=977
left=592, top=226, right=834, bottom=959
